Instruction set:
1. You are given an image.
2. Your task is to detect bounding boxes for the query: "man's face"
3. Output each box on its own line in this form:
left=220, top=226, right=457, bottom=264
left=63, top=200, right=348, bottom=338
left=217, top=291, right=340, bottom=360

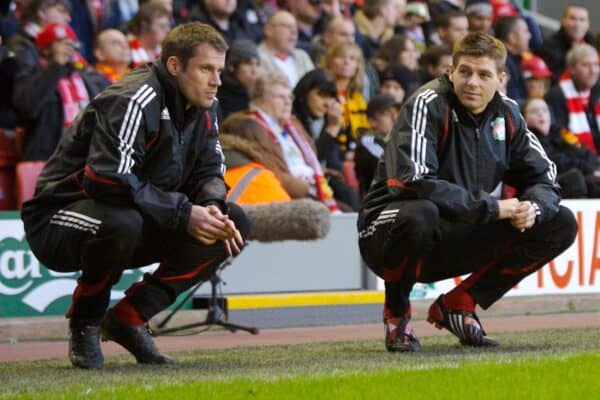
left=370, top=106, right=398, bottom=135
left=381, top=0, right=402, bottom=28
left=562, top=6, right=589, bottom=43
left=149, top=16, right=172, bottom=47
left=290, top=0, right=323, bottom=26
left=259, top=83, right=294, bottom=122
left=512, top=19, right=531, bottom=53
left=440, top=16, right=468, bottom=45
left=570, top=52, right=600, bottom=91
left=265, top=12, right=298, bottom=54
left=95, top=29, right=131, bottom=66
left=204, top=0, right=237, bottom=19
left=449, top=55, right=503, bottom=114
left=524, top=98, right=551, bottom=135
left=323, top=18, right=355, bottom=47
left=234, top=58, right=260, bottom=90
left=468, top=14, right=492, bottom=34
left=170, top=43, right=225, bottom=108
left=524, top=78, right=549, bottom=99
left=379, top=80, right=405, bottom=103
left=428, top=54, right=453, bottom=78
left=38, top=4, right=71, bottom=26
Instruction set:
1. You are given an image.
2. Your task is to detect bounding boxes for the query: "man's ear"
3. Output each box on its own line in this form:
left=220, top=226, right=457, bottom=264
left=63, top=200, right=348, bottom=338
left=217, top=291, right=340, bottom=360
left=166, top=56, right=181, bottom=76
left=498, top=70, right=507, bottom=87
left=93, top=48, right=104, bottom=63
left=448, top=64, right=455, bottom=82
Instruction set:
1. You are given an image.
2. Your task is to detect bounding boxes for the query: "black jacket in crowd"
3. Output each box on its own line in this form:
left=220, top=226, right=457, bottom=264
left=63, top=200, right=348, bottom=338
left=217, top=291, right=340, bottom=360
left=359, top=75, right=560, bottom=229
left=354, top=131, right=385, bottom=199
left=216, top=71, right=250, bottom=121
left=22, top=61, right=228, bottom=237
left=530, top=125, right=600, bottom=175
left=536, top=27, right=594, bottom=83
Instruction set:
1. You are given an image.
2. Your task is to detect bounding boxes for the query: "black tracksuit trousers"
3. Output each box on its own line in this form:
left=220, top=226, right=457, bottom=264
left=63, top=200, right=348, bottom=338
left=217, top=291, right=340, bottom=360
left=358, top=200, right=577, bottom=318
left=25, top=199, right=250, bottom=321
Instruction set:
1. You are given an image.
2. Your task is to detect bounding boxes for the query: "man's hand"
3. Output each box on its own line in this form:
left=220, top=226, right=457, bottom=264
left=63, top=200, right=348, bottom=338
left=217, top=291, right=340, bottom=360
left=186, top=205, right=244, bottom=256
left=510, top=201, right=537, bottom=232
left=497, top=198, right=519, bottom=220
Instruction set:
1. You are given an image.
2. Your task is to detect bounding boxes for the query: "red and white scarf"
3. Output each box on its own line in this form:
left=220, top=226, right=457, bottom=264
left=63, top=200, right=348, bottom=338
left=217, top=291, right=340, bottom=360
left=58, top=72, right=89, bottom=127
left=249, top=110, right=340, bottom=212
left=128, top=34, right=160, bottom=68
left=560, top=78, right=600, bottom=154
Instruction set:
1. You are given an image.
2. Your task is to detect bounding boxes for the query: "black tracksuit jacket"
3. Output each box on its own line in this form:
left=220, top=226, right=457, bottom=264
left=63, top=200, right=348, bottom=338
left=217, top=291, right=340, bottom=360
left=358, top=75, right=560, bottom=229
left=22, top=61, right=227, bottom=237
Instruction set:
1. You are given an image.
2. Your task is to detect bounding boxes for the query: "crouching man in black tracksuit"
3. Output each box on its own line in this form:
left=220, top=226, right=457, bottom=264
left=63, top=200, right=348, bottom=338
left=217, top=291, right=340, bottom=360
left=358, top=32, right=577, bottom=352
left=21, top=23, right=249, bottom=369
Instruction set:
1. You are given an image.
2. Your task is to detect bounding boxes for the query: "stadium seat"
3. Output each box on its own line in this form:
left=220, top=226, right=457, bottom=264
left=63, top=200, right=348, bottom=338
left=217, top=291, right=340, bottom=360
left=16, top=161, right=45, bottom=208
left=342, top=160, right=359, bottom=190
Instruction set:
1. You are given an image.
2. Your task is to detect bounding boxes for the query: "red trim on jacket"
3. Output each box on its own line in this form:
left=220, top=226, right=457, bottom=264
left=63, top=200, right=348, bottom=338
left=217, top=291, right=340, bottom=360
left=84, top=165, right=119, bottom=185
left=386, top=178, right=417, bottom=191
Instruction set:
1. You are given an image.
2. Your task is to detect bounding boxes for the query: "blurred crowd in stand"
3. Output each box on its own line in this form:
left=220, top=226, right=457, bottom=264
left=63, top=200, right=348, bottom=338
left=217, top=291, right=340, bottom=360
left=2, top=0, right=600, bottom=211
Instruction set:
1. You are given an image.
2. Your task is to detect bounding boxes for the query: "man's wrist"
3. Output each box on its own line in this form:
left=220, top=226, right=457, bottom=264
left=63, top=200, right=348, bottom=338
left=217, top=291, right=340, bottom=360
left=531, top=201, right=542, bottom=223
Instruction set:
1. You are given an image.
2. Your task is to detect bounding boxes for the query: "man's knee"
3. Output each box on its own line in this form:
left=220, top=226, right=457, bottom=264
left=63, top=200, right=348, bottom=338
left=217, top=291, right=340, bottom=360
left=547, top=206, right=578, bottom=250
left=391, top=200, right=440, bottom=244
left=81, top=208, right=144, bottom=268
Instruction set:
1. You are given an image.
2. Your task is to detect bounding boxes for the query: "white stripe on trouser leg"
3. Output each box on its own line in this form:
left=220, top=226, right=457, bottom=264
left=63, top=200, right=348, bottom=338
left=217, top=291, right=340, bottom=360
left=57, top=210, right=101, bottom=225
left=51, top=215, right=100, bottom=231
left=49, top=218, right=99, bottom=234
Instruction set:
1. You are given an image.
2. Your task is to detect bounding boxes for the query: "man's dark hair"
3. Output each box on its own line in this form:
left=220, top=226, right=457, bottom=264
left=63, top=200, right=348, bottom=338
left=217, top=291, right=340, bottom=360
left=420, top=44, right=453, bottom=68
left=126, top=3, right=171, bottom=35
left=562, top=4, right=589, bottom=19
left=494, top=16, right=522, bottom=42
left=434, top=10, right=467, bottom=29
left=453, top=32, right=507, bottom=72
left=22, top=0, right=71, bottom=24
left=161, top=22, right=228, bottom=69
left=362, top=0, right=389, bottom=19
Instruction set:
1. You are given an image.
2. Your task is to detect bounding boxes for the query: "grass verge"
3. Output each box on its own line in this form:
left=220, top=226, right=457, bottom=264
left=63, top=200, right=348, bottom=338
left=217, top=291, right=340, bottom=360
left=1, top=327, right=598, bottom=399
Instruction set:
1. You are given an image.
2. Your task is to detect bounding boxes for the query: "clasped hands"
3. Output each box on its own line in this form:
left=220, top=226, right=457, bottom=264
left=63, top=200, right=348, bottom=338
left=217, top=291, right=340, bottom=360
left=186, top=204, right=244, bottom=256
left=498, top=198, right=537, bottom=232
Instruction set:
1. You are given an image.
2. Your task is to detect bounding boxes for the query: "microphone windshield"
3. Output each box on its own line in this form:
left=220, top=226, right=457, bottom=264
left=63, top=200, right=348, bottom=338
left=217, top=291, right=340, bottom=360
left=242, top=199, right=331, bottom=242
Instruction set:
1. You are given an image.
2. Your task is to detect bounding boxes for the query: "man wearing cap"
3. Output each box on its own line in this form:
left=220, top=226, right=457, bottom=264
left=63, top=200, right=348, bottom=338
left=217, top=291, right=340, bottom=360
left=354, top=94, right=400, bottom=199
left=217, top=38, right=260, bottom=119
left=358, top=32, right=576, bottom=352
left=7, top=0, right=72, bottom=72
left=13, top=22, right=109, bottom=161
left=21, top=22, right=248, bottom=369
left=521, top=54, right=552, bottom=99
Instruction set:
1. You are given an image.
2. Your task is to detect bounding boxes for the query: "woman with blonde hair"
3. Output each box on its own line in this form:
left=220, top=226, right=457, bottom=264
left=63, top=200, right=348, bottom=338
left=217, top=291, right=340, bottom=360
left=319, top=41, right=370, bottom=156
